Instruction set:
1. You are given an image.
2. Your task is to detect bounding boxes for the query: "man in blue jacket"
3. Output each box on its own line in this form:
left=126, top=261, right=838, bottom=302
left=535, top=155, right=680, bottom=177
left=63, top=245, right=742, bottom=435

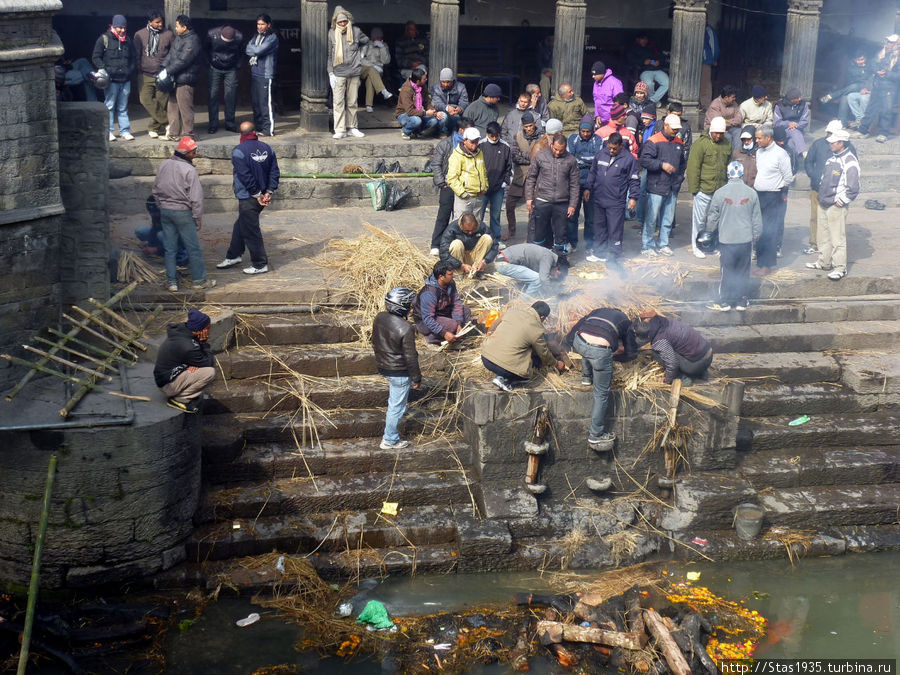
left=567, top=116, right=603, bottom=252
left=217, top=122, right=280, bottom=275
left=246, top=13, right=279, bottom=136
left=584, top=133, right=639, bottom=264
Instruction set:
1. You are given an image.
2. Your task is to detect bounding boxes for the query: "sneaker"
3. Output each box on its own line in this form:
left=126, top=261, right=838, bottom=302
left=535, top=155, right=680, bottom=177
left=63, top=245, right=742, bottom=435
left=401, top=133, right=411, bottom=140
left=365, top=106, right=374, bottom=113
left=581, top=377, right=592, bottom=386
left=776, top=247, right=783, bottom=258
left=586, top=477, right=612, bottom=492
left=165, top=135, right=179, bottom=141
left=381, top=90, right=393, bottom=100
left=167, top=282, right=178, bottom=292
left=333, top=131, right=347, bottom=139
left=165, top=124, right=170, bottom=137
left=693, top=249, right=706, bottom=259
left=148, top=130, right=159, bottom=138
left=819, top=93, right=832, bottom=104
left=429, top=247, right=440, bottom=256
left=348, top=128, right=365, bottom=138
left=244, top=265, right=268, bottom=275
left=827, top=269, right=846, bottom=281
left=498, top=242, right=507, bottom=251
left=216, top=257, right=242, bottom=269
left=588, top=432, right=616, bottom=452
left=208, top=126, right=218, bottom=134
left=803, top=246, right=819, bottom=255
left=707, top=303, right=732, bottom=312
left=492, top=376, right=514, bottom=393
left=659, top=245, right=674, bottom=257
left=108, top=132, right=116, bottom=142
left=166, top=397, right=200, bottom=413
left=379, top=439, right=410, bottom=450
left=641, top=248, right=659, bottom=259
left=585, top=254, right=603, bottom=263
left=875, top=134, right=888, bottom=143
left=191, top=279, right=217, bottom=290
left=121, top=132, right=135, bottom=141
left=805, top=261, right=832, bottom=270
left=735, top=300, right=749, bottom=311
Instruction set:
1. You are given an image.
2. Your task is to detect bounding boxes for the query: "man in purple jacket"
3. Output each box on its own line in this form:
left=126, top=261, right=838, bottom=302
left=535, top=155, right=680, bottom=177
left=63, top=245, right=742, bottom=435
left=412, top=260, right=472, bottom=345
left=591, top=61, right=624, bottom=125
left=217, top=122, right=280, bottom=275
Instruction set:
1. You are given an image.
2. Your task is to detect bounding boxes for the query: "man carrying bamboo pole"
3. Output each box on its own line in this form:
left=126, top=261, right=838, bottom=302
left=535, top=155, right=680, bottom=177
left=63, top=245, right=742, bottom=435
left=154, top=309, right=216, bottom=413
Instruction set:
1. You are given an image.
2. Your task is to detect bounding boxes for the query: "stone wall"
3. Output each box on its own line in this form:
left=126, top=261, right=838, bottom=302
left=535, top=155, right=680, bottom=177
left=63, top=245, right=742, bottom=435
left=57, top=102, right=110, bottom=304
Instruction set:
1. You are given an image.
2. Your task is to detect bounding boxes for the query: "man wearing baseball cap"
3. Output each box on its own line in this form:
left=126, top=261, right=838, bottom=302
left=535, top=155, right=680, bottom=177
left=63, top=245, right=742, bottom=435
left=806, top=128, right=859, bottom=280
left=447, top=127, right=488, bottom=220
left=206, top=24, right=243, bottom=134
left=640, top=114, right=686, bottom=257
left=804, top=120, right=857, bottom=255
left=152, top=137, right=216, bottom=292
left=686, top=116, right=732, bottom=258
left=154, top=309, right=217, bottom=413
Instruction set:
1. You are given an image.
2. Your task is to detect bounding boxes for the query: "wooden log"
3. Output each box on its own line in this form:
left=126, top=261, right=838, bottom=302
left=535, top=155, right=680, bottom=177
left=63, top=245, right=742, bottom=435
left=643, top=609, right=692, bottom=675
left=70, top=305, right=147, bottom=351
left=536, top=621, right=648, bottom=650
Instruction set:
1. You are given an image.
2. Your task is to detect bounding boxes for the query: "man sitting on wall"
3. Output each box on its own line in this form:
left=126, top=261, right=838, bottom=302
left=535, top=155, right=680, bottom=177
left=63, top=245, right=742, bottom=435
left=154, top=309, right=217, bottom=413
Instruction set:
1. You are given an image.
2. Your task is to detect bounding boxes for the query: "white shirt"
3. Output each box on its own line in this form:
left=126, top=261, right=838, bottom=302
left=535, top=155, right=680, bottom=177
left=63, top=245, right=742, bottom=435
left=753, top=143, right=793, bottom=192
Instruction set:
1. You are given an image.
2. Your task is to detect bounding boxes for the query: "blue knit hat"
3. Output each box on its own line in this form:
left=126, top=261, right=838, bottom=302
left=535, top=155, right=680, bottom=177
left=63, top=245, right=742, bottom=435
left=727, top=161, right=744, bottom=180
left=187, top=309, right=211, bottom=331
left=111, top=14, right=127, bottom=27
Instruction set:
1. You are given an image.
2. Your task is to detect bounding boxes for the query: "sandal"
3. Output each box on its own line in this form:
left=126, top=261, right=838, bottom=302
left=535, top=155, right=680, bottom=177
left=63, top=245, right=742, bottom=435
left=865, top=199, right=886, bottom=211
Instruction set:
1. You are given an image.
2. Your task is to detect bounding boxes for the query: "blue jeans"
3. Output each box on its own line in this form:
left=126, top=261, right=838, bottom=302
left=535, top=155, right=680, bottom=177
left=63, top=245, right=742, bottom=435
left=104, top=80, right=131, bottom=134
left=567, top=190, right=594, bottom=248
left=495, top=262, right=542, bottom=296
left=208, top=66, right=239, bottom=128
left=438, top=114, right=462, bottom=136
left=642, top=191, right=678, bottom=250
left=135, top=224, right=188, bottom=265
left=573, top=334, right=614, bottom=438
left=397, top=112, right=439, bottom=136
left=640, top=70, right=670, bottom=104
left=159, top=209, right=207, bottom=284
left=480, top=188, right=505, bottom=240
left=382, top=375, right=412, bottom=444
left=843, top=92, right=870, bottom=123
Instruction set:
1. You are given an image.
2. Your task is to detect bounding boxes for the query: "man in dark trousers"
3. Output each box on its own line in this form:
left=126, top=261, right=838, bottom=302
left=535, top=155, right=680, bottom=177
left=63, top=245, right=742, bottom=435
left=525, top=133, right=580, bottom=258
left=154, top=309, right=217, bottom=413
left=372, top=287, right=421, bottom=450
left=162, top=14, right=203, bottom=140
left=206, top=24, right=243, bottom=134
left=216, top=122, right=280, bottom=275
left=584, top=132, right=639, bottom=264
left=133, top=10, right=173, bottom=139
left=633, top=311, right=713, bottom=386
left=429, top=118, right=473, bottom=255
left=246, top=13, right=279, bottom=137
left=478, top=121, right=514, bottom=245
left=704, top=161, right=762, bottom=311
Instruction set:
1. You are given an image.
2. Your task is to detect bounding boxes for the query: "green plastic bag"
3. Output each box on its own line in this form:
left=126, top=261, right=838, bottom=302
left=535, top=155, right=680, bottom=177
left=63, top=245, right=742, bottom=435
left=355, top=600, right=394, bottom=629
left=366, top=179, right=387, bottom=211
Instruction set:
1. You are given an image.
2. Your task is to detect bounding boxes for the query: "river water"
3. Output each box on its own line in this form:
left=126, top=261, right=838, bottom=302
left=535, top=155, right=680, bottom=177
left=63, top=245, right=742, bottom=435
left=165, top=551, right=900, bottom=673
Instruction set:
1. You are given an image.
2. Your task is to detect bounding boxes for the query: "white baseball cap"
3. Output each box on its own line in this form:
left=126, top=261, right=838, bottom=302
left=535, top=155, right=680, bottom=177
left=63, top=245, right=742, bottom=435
left=825, top=119, right=843, bottom=134
left=827, top=128, right=850, bottom=142
left=462, top=127, right=481, bottom=141
left=664, top=114, right=682, bottom=130
left=709, top=116, right=727, bottom=133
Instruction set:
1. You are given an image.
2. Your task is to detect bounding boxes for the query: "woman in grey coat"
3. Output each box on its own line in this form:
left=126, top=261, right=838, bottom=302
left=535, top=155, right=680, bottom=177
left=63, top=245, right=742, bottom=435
left=327, top=6, right=369, bottom=139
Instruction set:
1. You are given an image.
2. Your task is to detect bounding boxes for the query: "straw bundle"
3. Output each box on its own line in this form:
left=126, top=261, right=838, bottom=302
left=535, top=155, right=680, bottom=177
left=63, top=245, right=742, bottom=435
left=544, top=561, right=664, bottom=597
left=117, top=249, right=161, bottom=284
left=623, top=257, right=690, bottom=289
left=316, top=223, right=435, bottom=341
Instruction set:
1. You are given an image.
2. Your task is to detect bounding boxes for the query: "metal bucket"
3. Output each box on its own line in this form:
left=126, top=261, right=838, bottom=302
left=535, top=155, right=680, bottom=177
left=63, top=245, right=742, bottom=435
left=733, top=503, right=765, bottom=540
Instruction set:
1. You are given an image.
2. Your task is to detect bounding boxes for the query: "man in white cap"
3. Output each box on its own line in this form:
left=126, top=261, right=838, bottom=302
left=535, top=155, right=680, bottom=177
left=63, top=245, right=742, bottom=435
left=639, top=114, right=686, bottom=257
left=806, top=128, right=860, bottom=280
left=803, top=120, right=856, bottom=255
left=857, top=34, right=900, bottom=143
left=704, top=161, right=762, bottom=311
left=447, top=127, right=488, bottom=220
left=431, top=67, right=469, bottom=136
left=686, top=115, right=732, bottom=258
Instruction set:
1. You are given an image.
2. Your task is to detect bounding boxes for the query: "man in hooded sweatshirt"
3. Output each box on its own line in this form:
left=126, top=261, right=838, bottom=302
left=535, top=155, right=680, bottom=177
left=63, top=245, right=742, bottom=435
left=246, top=13, right=279, bottom=137
left=92, top=14, right=136, bottom=141
left=154, top=309, right=217, bottom=413
left=591, top=61, right=624, bottom=125
left=327, top=7, right=368, bottom=139
left=162, top=15, right=202, bottom=140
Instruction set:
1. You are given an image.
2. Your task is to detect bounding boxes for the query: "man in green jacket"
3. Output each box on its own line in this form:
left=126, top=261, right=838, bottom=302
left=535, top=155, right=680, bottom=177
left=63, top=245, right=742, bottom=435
left=548, top=83, right=589, bottom=135
left=686, top=116, right=731, bottom=258
left=481, top=301, right=565, bottom=392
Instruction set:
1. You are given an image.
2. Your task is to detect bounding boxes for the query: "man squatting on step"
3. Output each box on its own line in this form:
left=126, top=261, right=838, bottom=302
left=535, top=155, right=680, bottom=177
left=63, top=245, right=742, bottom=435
left=633, top=311, right=713, bottom=387
left=372, top=287, right=421, bottom=450
left=154, top=309, right=216, bottom=413
left=412, top=260, right=473, bottom=345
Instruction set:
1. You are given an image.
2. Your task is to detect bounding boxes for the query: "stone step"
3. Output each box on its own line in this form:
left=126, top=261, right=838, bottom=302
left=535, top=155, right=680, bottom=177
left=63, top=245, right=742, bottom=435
left=712, top=352, right=841, bottom=384
left=659, top=472, right=756, bottom=531
left=238, top=313, right=360, bottom=346
left=738, top=411, right=900, bottom=451
left=203, top=437, right=472, bottom=485
left=672, top=274, right=900, bottom=303
left=702, top=319, right=900, bottom=354
left=205, top=374, right=435, bottom=414
left=739, top=446, right=900, bottom=489
left=218, top=344, right=376, bottom=379
left=196, top=470, right=478, bottom=523
left=858, top=172, right=900, bottom=192
left=189, top=505, right=460, bottom=561
left=758, top=483, right=900, bottom=529
left=108, top=175, right=437, bottom=214
left=740, top=382, right=900, bottom=416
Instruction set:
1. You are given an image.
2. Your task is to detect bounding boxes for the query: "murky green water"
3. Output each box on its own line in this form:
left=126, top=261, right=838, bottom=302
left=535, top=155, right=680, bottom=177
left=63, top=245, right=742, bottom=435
left=165, top=551, right=900, bottom=673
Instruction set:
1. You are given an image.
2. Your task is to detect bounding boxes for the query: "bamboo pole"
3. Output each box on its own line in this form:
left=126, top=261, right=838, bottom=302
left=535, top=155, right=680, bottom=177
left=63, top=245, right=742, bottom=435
left=16, top=454, right=57, bottom=675
left=1, top=354, right=88, bottom=386
left=6, top=282, right=138, bottom=400
left=70, top=305, right=147, bottom=351
left=32, top=336, right=117, bottom=372
left=60, top=313, right=139, bottom=360
left=108, top=391, right=152, bottom=402
left=22, top=345, right=113, bottom=382
left=46, top=328, right=131, bottom=364
left=87, top=297, right=141, bottom=334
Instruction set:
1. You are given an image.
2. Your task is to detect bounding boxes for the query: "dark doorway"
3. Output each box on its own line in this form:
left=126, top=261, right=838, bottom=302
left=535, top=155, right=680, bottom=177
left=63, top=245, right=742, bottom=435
left=716, top=0, right=786, bottom=96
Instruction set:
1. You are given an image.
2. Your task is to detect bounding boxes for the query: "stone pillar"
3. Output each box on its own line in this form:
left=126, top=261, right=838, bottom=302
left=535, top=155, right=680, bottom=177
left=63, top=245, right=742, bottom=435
left=299, top=0, right=329, bottom=132
left=164, top=0, right=190, bottom=32
left=429, top=0, right=459, bottom=83
left=551, top=0, right=587, bottom=99
left=780, top=0, right=823, bottom=101
left=669, top=0, right=708, bottom=123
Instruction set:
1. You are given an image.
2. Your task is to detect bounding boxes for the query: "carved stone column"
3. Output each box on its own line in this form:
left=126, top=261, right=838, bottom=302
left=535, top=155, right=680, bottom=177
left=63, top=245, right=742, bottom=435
left=551, top=0, right=587, bottom=98
left=668, top=0, right=708, bottom=124
left=299, top=0, right=329, bottom=132
left=429, top=0, right=459, bottom=81
left=164, top=0, right=189, bottom=32
left=781, top=0, right=823, bottom=101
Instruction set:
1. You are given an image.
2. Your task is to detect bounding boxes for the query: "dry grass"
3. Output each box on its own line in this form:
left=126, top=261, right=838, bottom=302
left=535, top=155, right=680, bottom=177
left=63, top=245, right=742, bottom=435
left=117, top=249, right=162, bottom=284
left=769, top=527, right=816, bottom=567
left=543, top=561, right=665, bottom=598
left=548, top=281, right=669, bottom=337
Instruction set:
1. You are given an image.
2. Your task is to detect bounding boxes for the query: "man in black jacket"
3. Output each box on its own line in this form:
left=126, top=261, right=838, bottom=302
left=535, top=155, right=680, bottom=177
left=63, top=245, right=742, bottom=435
left=633, top=311, right=712, bottom=386
left=92, top=14, right=136, bottom=141
left=478, top=121, right=514, bottom=246
left=154, top=309, right=216, bottom=413
left=162, top=15, right=203, bottom=139
left=207, top=24, right=243, bottom=134
left=372, top=287, right=421, bottom=450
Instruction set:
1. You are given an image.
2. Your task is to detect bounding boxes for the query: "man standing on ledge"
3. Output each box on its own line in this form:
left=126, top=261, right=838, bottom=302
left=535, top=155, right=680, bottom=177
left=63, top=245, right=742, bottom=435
left=246, top=13, right=279, bottom=137
left=217, top=122, right=280, bottom=275
left=154, top=309, right=216, bottom=413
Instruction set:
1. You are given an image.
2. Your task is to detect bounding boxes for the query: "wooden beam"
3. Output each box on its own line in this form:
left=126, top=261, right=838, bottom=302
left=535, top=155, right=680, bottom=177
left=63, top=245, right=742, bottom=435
left=644, top=609, right=692, bottom=675
left=536, top=620, right=648, bottom=650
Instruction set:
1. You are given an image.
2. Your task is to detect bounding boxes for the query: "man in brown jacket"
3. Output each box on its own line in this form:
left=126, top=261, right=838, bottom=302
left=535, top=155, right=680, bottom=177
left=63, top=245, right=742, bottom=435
left=133, top=10, right=174, bottom=138
left=705, top=84, right=744, bottom=150
left=481, top=301, right=564, bottom=391
left=506, top=112, right=542, bottom=240
left=394, top=67, right=440, bottom=139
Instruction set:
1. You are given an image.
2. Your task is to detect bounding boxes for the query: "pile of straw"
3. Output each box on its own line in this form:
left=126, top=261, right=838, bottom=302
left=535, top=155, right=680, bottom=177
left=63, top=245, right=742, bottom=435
left=549, top=282, right=667, bottom=336
left=623, top=258, right=690, bottom=289
left=117, top=250, right=161, bottom=284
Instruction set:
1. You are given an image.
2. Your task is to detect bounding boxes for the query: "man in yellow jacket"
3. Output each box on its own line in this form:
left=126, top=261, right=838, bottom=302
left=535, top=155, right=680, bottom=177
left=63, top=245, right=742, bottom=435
left=447, top=127, right=488, bottom=220
left=481, top=301, right=565, bottom=392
